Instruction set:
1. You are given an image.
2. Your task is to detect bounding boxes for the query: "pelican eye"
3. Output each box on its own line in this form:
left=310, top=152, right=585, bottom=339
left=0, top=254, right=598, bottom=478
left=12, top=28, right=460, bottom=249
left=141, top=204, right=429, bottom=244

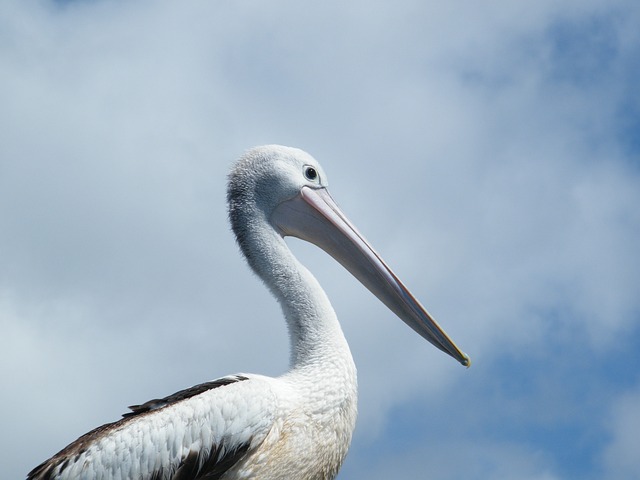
left=304, top=166, right=319, bottom=182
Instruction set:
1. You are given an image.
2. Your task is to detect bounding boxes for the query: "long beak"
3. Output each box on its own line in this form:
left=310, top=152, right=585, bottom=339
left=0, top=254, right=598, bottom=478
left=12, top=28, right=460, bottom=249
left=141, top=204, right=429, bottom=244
left=271, top=186, right=470, bottom=367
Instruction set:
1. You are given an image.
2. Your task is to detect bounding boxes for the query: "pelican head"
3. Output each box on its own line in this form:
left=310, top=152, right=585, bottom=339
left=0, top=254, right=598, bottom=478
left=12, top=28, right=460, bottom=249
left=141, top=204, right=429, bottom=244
left=228, top=145, right=470, bottom=367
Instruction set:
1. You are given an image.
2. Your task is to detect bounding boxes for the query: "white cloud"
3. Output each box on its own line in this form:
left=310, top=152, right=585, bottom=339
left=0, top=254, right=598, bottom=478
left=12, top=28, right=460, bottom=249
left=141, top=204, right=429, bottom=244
left=342, top=437, right=562, bottom=480
left=1, top=0, right=639, bottom=478
left=602, top=386, right=640, bottom=479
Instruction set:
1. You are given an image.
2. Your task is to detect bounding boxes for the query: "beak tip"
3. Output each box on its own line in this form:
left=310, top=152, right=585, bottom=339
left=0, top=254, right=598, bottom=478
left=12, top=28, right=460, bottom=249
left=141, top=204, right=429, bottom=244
left=460, top=353, right=471, bottom=368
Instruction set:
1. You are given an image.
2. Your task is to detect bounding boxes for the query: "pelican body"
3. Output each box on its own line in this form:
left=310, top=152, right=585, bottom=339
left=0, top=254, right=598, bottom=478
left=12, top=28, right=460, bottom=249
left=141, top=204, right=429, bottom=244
left=28, top=146, right=469, bottom=480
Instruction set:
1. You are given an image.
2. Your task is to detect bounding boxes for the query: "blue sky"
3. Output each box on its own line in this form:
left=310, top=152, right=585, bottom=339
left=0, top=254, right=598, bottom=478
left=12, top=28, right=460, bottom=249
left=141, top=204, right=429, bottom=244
left=1, top=1, right=639, bottom=479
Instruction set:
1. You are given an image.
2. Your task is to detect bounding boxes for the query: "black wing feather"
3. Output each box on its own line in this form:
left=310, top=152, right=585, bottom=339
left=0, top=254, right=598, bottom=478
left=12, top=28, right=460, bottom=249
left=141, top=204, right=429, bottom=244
left=172, top=441, right=252, bottom=480
left=124, top=375, right=249, bottom=417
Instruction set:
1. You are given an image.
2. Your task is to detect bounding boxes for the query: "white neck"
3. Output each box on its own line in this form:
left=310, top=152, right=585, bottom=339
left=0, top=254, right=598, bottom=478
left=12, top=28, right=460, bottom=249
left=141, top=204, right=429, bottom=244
left=243, top=221, right=353, bottom=372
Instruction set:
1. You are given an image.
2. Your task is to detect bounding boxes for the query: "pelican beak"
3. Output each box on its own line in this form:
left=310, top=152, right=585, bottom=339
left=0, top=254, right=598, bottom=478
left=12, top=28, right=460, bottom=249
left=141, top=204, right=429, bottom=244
left=272, top=186, right=470, bottom=367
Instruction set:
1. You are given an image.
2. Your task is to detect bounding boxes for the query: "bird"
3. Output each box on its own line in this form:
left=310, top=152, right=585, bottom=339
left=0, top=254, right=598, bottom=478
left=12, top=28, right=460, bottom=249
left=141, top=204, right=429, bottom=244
left=28, top=145, right=470, bottom=480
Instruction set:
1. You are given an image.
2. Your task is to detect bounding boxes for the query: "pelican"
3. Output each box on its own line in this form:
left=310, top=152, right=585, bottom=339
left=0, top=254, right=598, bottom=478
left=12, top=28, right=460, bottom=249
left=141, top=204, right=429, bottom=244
left=28, top=145, right=469, bottom=480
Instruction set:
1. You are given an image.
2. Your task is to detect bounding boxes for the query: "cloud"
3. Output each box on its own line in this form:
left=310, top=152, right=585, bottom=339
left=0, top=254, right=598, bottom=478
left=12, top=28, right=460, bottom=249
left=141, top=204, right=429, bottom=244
left=343, top=438, right=563, bottom=480
left=602, top=386, right=640, bottom=479
left=1, top=0, right=639, bottom=478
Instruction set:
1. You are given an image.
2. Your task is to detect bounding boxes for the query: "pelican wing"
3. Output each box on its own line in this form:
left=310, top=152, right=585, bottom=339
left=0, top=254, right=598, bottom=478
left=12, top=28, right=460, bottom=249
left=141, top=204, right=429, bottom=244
left=28, top=375, right=277, bottom=480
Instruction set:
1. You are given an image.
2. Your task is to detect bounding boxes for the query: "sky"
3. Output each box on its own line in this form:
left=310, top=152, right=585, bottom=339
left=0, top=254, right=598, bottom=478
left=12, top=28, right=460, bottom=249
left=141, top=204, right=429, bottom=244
left=1, top=0, right=639, bottom=478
